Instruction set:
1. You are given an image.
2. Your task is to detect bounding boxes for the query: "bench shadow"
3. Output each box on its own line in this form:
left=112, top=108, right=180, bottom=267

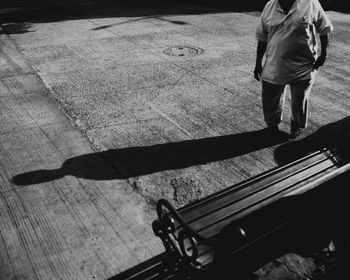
left=12, top=128, right=289, bottom=186
left=214, top=174, right=349, bottom=280
left=274, top=116, right=350, bottom=166
left=214, top=116, right=350, bottom=279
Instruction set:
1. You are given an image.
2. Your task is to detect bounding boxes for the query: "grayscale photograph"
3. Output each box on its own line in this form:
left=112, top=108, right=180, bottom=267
left=0, top=0, right=349, bottom=279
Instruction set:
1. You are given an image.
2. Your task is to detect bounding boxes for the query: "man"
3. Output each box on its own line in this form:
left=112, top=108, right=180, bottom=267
left=254, top=0, right=333, bottom=139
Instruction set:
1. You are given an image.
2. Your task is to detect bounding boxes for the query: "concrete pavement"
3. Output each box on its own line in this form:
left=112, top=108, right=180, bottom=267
left=0, top=27, right=163, bottom=280
left=1, top=2, right=349, bottom=280
left=6, top=4, right=349, bottom=209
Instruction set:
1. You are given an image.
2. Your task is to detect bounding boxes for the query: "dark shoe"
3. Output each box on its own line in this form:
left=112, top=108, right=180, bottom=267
left=263, top=125, right=289, bottom=143
left=290, top=121, right=303, bottom=139
left=265, top=125, right=281, bottom=138
left=265, top=125, right=280, bottom=134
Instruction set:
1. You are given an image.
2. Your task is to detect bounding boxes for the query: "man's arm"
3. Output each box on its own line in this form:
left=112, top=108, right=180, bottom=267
left=254, top=41, right=267, bottom=81
left=313, top=33, right=329, bottom=70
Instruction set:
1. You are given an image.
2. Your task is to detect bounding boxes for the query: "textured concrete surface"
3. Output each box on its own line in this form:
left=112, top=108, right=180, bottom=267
left=0, top=27, right=163, bottom=280
left=9, top=8, right=348, bottom=208
left=1, top=2, right=349, bottom=280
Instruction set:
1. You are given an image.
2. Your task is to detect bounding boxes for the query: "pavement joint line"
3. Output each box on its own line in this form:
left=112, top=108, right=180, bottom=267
left=167, top=65, right=262, bottom=108
left=0, top=73, right=35, bottom=79
left=36, top=122, right=72, bottom=160
left=86, top=18, right=124, bottom=37
left=38, top=60, right=192, bottom=76
left=147, top=103, right=195, bottom=139
left=156, top=69, right=194, bottom=93
left=0, top=119, right=69, bottom=136
left=72, top=177, right=145, bottom=264
left=0, top=126, right=40, bottom=136
left=33, top=40, right=265, bottom=135
left=125, top=43, right=254, bottom=91
left=120, top=80, right=199, bottom=92
left=0, top=72, right=39, bottom=78
left=86, top=117, right=162, bottom=131
left=0, top=187, right=47, bottom=280
left=84, top=18, right=212, bottom=70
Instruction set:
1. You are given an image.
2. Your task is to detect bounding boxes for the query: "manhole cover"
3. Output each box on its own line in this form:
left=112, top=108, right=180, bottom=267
left=163, top=46, right=204, bottom=57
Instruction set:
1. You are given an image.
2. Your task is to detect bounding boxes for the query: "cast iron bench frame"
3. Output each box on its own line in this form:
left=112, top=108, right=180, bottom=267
left=152, top=147, right=350, bottom=278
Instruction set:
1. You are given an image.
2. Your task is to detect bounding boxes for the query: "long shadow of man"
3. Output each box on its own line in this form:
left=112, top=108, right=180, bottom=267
left=12, top=128, right=289, bottom=185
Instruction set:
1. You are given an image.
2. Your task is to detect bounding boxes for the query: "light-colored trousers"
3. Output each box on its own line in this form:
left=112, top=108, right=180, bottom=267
left=261, top=73, right=316, bottom=128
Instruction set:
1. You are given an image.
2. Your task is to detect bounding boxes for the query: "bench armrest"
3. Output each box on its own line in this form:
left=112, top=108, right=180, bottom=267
left=153, top=199, right=214, bottom=269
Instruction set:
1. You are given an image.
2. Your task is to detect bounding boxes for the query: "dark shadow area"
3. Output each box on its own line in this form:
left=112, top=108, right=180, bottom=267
left=274, top=116, right=350, bottom=166
left=0, top=0, right=348, bottom=35
left=0, top=0, right=263, bottom=27
left=331, top=2, right=350, bottom=13
left=107, top=166, right=350, bottom=279
left=214, top=168, right=350, bottom=280
left=0, top=22, right=34, bottom=34
left=90, top=16, right=187, bottom=31
left=212, top=117, right=350, bottom=279
left=12, top=128, right=289, bottom=185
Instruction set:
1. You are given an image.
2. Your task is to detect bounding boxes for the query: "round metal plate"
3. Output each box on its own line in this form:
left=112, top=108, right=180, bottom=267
left=163, top=46, right=204, bottom=57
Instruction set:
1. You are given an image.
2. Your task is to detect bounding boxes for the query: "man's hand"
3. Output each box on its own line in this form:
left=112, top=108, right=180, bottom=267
left=313, top=54, right=327, bottom=70
left=313, top=34, right=329, bottom=71
left=255, top=41, right=267, bottom=81
left=254, top=64, right=263, bottom=81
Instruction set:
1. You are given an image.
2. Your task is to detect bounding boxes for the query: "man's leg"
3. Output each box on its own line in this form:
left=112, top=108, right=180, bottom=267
left=289, top=73, right=316, bottom=138
left=262, top=81, right=286, bottom=128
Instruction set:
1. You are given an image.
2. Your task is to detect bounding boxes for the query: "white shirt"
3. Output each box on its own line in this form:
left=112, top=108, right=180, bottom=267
left=256, top=0, right=333, bottom=85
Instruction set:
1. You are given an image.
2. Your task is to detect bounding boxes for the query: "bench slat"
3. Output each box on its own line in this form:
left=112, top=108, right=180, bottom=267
left=189, top=157, right=336, bottom=234
left=195, top=164, right=340, bottom=240
left=179, top=149, right=335, bottom=222
left=153, top=146, right=349, bottom=277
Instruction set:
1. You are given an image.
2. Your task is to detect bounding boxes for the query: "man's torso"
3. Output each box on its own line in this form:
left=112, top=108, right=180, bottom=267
left=261, top=0, right=319, bottom=84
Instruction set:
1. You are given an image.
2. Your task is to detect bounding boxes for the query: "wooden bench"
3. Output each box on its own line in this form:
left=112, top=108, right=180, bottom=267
left=152, top=147, right=350, bottom=279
